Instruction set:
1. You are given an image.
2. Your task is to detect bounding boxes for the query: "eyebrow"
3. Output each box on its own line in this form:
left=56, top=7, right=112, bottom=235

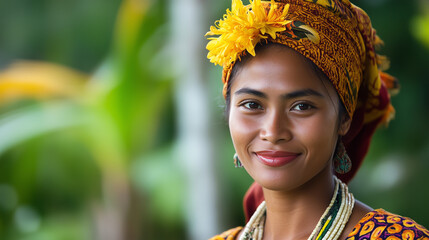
left=234, top=88, right=324, bottom=100
left=282, top=88, right=324, bottom=99
left=235, top=88, right=267, bottom=98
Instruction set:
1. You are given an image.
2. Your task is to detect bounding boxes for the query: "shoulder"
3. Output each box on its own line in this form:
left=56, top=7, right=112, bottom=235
left=209, top=226, right=243, bottom=240
left=346, top=209, right=429, bottom=240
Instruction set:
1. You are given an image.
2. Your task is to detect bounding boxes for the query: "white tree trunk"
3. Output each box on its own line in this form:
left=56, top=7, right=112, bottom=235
left=170, top=0, right=220, bottom=239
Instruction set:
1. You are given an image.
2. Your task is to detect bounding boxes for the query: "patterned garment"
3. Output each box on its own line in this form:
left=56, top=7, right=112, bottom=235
left=346, top=209, right=429, bottom=240
left=210, top=209, right=429, bottom=240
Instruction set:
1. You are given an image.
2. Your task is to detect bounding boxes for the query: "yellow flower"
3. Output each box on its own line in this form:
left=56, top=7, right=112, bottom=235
left=206, top=0, right=290, bottom=66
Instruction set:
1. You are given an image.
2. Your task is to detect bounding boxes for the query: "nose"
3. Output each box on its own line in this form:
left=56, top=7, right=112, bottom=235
left=259, top=109, right=292, bottom=143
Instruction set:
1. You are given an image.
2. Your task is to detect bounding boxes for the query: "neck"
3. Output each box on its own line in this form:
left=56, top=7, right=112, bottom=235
left=262, top=167, right=335, bottom=240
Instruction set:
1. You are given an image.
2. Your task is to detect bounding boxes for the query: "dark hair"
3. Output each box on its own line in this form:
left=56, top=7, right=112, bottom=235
left=224, top=43, right=347, bottom=125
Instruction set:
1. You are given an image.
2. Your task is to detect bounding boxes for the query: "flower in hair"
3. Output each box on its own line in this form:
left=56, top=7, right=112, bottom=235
left=205, top=0, right=291, bottom=67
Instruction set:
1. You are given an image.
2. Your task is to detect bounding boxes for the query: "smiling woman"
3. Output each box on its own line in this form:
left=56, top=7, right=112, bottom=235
left=205, top=0, right=428, bottom=240
left=228, top=45, right=349, bottom=194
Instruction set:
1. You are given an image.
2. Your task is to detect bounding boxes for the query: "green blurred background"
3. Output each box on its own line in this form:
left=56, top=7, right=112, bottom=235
left=0, top=0, right=428, bottom=239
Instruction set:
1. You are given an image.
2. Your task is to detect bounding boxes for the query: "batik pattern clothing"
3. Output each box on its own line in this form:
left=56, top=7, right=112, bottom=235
left=346, top=209, right=429, bottom=240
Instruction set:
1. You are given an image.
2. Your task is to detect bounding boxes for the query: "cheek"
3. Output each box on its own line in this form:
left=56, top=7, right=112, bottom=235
left=228, top=110, right=259, bottom=151
left=293, top=112, right=338, bottom=154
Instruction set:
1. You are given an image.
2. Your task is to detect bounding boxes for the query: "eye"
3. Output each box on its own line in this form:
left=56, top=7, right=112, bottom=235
left=291, top=102, right=313, bottom=111
left=241, top=101, right=263, bottom=110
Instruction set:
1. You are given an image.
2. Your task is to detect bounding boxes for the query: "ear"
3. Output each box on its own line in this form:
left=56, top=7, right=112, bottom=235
left=338, top=115, right=352, bottom=136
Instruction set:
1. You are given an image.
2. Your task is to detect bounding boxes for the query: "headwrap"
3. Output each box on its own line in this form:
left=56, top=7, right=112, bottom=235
left=205, top=0, right=399, bottom=221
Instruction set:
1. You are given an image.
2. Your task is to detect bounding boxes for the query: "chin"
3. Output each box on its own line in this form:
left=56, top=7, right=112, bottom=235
left=250, top=170, right=304, bottom=192
left=249, top=163, right=330, bottom=193
left=257, top=179, right=302, bottom=192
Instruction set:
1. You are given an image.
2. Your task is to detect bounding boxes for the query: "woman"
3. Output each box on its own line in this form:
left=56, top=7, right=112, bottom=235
left=205, top=0, right=429, bottom=239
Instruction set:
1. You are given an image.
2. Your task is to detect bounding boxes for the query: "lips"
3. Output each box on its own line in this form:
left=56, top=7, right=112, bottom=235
left=255, top=151, right=300, bottom=167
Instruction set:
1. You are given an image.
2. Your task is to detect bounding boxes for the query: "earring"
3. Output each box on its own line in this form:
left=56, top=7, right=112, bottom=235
left=234, top=153, right=243, bottom=168
left=334, top=141, right=352, bottom=174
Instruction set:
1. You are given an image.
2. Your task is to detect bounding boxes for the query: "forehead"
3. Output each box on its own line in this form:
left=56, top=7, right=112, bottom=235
left=231, top=45, right=336, bottom=97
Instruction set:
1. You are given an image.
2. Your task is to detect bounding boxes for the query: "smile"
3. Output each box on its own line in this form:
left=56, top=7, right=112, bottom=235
left=255, top=151, right=301, bottom=167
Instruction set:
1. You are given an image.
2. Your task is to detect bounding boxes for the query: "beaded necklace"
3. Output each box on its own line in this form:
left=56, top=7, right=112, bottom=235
left=239, top=177, right=355, bottom=240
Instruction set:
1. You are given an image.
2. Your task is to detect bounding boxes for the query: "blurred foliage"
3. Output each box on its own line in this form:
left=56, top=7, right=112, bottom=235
left=0, top=0, right=185, bottom=239
left=0, top=0, right=428, bottom=239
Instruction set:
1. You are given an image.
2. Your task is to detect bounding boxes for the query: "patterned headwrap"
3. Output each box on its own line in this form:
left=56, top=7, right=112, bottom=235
left=206, top=0, right=399, bottom=221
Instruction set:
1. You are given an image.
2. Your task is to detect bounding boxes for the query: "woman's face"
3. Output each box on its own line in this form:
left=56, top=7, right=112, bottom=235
left=228, top=45, right=350, bottom=191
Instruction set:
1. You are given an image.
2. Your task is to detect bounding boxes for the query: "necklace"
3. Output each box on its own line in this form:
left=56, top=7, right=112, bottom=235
left=239, top=176, right=355, bottom=240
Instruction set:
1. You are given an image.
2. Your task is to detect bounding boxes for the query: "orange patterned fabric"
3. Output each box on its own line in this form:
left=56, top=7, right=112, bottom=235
left=209, top=210, right=429, bottom=240
left=346, top=209, right=429, bottom=240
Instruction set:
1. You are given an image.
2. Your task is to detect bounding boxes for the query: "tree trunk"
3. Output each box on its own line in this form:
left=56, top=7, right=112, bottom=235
left=170, top=0, right=220, bottom=239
